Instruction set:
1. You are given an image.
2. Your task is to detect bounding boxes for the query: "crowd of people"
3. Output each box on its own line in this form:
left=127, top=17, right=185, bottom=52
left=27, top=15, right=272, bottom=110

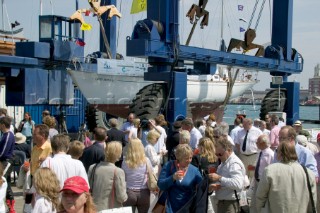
left=0, top=107, right=320, bottom=213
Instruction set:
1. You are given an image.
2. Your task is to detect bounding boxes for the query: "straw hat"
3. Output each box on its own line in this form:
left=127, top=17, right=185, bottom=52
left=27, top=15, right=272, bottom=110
left=15, top=132, right=26, bottom=144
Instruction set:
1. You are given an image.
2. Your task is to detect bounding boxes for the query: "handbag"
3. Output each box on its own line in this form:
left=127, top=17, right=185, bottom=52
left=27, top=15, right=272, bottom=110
left=146, top=163, right=158, bottom=191
left=301, top=165, right=316, bottom=213
left=234, top=190, right=248, bottom=213
left=89, top=163, right=99, bottom=193
left=17, top=166, right=27, bottom=189
left=152, top=191, right=166, bottom=213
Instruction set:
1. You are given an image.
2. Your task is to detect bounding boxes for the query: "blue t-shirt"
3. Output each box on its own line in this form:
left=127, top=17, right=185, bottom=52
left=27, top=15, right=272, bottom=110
left=21, top=120, right=35, bottom=137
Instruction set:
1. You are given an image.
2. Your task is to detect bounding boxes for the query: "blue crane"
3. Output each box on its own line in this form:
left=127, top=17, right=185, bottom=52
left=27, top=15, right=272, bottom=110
left=126, top=0, right=302, bottom=125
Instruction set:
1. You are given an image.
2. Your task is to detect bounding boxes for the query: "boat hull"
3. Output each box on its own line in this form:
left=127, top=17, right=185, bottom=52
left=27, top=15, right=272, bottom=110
left=68, top=69, right=256, bottom=120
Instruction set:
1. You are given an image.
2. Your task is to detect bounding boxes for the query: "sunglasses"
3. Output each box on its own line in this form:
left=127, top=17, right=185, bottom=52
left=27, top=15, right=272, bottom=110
left=216, top=150, right=226, bottom=157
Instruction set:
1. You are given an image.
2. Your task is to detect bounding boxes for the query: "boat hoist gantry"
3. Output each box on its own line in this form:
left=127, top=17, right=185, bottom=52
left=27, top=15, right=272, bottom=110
left=126, top=0, right=302, bottom=124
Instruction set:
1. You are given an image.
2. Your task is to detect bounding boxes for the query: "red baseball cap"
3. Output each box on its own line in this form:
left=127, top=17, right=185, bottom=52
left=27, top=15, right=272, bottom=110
left=317, top=133, right=320, bottom=142
left=60, top=176, right=89, bottom=194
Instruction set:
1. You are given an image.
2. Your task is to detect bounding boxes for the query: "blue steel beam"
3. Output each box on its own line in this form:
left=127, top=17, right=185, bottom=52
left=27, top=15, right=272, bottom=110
left=0, top=55, right=38, bottom=68
left=126, top=39, right=303, bottom=74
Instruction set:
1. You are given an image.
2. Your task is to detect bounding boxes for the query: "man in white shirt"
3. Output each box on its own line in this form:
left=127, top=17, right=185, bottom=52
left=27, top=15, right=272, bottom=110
left=209, top=137, right=246, bottom=213
left=230, top=118, right=242, bottom=141
left=181, top=119, right=202, bottom=150
left=248, top=134, right=274, bottom=213
left=235, top=118, right=262, bottom=180
left=41, top=134, right=88, bottom=189
left=259, top=121, right=270, bottom=136
left=121, top=113, right=135, bottom=142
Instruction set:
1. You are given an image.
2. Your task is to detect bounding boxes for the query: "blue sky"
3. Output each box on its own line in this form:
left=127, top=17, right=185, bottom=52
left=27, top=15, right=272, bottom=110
left=2, top=0, right=319, bottom=91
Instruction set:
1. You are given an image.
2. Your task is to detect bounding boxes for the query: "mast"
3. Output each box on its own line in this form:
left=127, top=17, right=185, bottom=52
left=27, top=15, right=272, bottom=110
left=220, top=0, right=226, bottom=51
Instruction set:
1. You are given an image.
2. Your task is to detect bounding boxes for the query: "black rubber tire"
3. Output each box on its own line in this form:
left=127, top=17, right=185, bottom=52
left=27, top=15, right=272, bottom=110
left=85, top=105, right=98, bottom=132
left=260, top=89, right=287, bottom=120
left=85, top=105, right=120, bottom=131
left=129, top=84, right=167, bottom=120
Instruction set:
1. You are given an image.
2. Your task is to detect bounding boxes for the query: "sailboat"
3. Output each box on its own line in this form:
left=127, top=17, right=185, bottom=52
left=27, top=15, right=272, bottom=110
left=66, top=0, right=259, bottom=123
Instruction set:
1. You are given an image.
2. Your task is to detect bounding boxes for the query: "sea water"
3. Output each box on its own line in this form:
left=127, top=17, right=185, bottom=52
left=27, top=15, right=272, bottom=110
left=223, top=104, right=320, bottom=129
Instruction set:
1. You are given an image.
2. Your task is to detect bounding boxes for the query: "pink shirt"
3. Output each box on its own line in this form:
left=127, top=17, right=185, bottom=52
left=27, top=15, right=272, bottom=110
left=84, top=137, right=92, bottom=148
left=270, top=125, right=281, bottom=149
left=257, top=147, right=274, bottom=179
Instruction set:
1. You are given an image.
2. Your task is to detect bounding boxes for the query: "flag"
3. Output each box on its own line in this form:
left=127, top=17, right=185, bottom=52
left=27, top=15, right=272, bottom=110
left=238, top=5, right=244, bottom=11
left=76, top=38, right=86, bottom=46
left=240, top=27, right=245, bottom=32
left=131, top=0, right=147, bottom=14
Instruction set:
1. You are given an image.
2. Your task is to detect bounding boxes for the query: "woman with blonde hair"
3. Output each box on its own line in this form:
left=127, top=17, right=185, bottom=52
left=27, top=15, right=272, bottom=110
left=205, top=126, right=216, bottom=144
left=43, top=116, right=58, bottom=140
left=33, top=167, right=60, bottom=213
left=122, top=138, right=152, bottom=213
left=59, top=176, right=96, bottom=213
left=191, top=137, right=219, bottom=174
left=145, top=130, right=162, bottom=175
left=158, top=144, right=202, bottom=212
left=88, top=141, right=127, bottom=211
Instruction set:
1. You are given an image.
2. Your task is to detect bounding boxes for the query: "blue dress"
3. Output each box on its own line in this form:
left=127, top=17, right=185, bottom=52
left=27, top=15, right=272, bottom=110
left=157, top=160, right=202, bottom=213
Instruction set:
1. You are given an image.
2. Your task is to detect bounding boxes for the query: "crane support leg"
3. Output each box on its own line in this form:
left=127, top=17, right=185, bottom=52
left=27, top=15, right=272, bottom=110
left=271, top=82, right=299, bottom=125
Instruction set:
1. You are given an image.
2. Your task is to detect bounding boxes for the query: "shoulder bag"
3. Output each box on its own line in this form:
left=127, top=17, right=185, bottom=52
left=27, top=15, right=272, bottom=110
left=98, top=168, right=132, bottom=213
left=146, top=162, right=158, bottom=191
left=301, top=165, right=316, bottom=213
left=89, top=163, right=99, bottom=193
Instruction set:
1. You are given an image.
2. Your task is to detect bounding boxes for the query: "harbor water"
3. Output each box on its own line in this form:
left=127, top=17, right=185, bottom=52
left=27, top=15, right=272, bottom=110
left=223, top=104, right=320, bottom=129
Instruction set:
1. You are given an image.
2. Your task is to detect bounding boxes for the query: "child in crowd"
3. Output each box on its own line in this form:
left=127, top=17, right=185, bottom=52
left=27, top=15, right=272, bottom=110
left=83, top=131, right=92, bottom=148
left=32, top=168, right=60, bottom=213
left=145, top=130, right=162, bottom=176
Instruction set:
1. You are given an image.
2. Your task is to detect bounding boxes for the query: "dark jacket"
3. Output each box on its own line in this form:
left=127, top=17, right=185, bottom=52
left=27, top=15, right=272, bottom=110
left=14, top=143, right=31, bottom=159
left=79, top=141, right=105, bottom=172
left=166, top=130, right=180, bottom=160
left=0, top=131, right=15, bottom=161
left=107, top=128, right=126, bottom=147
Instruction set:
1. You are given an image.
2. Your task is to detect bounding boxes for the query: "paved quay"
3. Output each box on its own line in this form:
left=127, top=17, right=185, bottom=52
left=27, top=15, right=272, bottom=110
left=11, top=185, right=24, bottom=212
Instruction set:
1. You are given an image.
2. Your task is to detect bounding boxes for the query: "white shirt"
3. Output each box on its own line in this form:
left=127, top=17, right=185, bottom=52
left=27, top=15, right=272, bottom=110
left=41, top=154, right=88, bottom=189
left=227, top=135, right=235, bottom=146
left=261, top=129, right=270, bottom=136
left=256, top=148, right=274, bottom=179
left=230, top=125, right=242, bottom=141
left=153, top=126, right=167, bottom=154
left=0, top=177, right=7, bottom=213
left=32, top=194, right=56, bottom=213
left=216, top=153, right=246, bottom=200
left=145, top=144, right=161, bottom=175
left=190, top=127, right=202, bottom=150
left=235, top=126, right=262, bottom=155
left=145, top=144, right=160, bottom=167
left=49, top=128, right=59, bottom=140
left=121, top=122, right=134, bottom=142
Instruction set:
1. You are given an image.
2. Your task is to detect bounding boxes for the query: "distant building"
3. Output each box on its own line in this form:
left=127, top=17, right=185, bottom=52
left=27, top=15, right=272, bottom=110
left=308, top=64, right=320, bottom=103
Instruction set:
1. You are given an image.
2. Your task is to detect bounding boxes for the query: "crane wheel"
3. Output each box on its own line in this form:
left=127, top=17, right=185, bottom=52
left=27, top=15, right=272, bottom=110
left=129, top=83, right=167, bottom=120
left=259, top=89, right=287, bottom=120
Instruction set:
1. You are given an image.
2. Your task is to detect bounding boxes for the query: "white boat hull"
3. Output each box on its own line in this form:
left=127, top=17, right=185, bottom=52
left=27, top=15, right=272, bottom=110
left=68, top=58, right=256, bottom=105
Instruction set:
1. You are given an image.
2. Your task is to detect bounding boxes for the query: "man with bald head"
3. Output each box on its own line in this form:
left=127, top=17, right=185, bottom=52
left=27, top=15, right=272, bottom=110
left=235, top=118, right=262, bottom=180
left=121, top=113, right=136, bottom=142
left=277, top=125, right=318, bottom=178
left=249, top=134, right=274, bottom=213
